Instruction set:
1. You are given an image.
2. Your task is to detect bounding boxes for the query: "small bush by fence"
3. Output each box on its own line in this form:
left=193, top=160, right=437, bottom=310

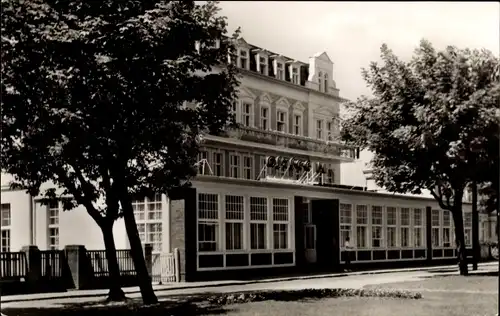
left=0, top=245, right=179, bottom=296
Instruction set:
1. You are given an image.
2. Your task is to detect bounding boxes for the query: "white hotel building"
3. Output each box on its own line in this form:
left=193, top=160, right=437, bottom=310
left=1, top=38, right=497, bottom=281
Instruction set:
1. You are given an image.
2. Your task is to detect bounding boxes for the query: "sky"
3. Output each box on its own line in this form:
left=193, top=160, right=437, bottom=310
left=217, top=1, right=500, bottom=188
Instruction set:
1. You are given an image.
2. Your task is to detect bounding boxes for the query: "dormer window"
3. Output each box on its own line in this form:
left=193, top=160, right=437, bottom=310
left=291, top=67, right=299, bottom=84
left=238, top=49, right=249, bottom=69
left=318, top=71, right=324, bottom=92
left=258, top=57, right=267, bottom=75
left=254, top=50, right=269, bottom=76
left=276, top=62, right=284, bottom=80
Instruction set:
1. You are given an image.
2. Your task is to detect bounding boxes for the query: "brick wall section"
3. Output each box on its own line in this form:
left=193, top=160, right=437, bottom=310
left=170, top=199, right=186, bottom=281
left=169, top=187, right=197, bottom=281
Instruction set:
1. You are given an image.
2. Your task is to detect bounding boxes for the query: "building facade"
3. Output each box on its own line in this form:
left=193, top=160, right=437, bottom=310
left=1, top=38, right=497, bottom=281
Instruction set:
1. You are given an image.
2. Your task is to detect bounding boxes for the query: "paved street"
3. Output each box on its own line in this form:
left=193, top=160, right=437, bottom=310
left=1, top=262, right=497, bottom=310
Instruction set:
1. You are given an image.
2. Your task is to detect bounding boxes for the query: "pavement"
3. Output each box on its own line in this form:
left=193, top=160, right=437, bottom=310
left=0, top=261, right=497, bottom=310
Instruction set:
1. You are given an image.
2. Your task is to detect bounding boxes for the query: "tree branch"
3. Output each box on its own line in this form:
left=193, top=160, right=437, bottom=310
left=430, top=187, right=451, bottom=210
left=100, top=165, right=120, bottom=220
left=65, top=165, right=104, bottom=227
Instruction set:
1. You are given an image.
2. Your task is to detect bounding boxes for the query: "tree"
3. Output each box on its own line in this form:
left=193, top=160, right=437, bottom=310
left=1, top=0, right=239, bottom=304
left=341, top=40, right=499, bottom=276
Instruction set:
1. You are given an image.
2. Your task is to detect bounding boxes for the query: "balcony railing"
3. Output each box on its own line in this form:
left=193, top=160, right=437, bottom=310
left=212, top=126, right=357, bottom=160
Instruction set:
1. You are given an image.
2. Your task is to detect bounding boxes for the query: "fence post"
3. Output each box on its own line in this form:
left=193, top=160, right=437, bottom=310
left=174, top=248, right=181, bottom=283
left=144, top=244, right=153, bottom=283
left=64, top=245, right=89, bottom=290
left=21, top=245, right=41, bottom=291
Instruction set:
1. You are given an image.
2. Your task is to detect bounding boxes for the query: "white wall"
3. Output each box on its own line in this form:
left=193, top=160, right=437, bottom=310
left=2, top=187, right=128, bottom=251
left=1, top=189, right=31, bottom=251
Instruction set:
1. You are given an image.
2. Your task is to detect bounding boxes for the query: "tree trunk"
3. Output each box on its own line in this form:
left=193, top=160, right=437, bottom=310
left=452, top=205, right=469, bottom=276
left=120, top=195, right=158, bottom=305
left=471, top=182, right=479, bottom=271
left=101, top=221, right=126, bottom=301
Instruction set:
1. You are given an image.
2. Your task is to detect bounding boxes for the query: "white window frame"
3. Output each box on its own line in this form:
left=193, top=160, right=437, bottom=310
left=464, top=212, right=472, bottom=247
left=198, top=193, right=220, bottom=253
left=290, top=66, right=300, bottom=84
left=197, top=150, right=210, bottom=175
left=1, top=203, right=11, bottom=253
left=400, top=207, right=411, bottom=248
left=443, top=210, right=452, bottom=248
left=324, top=164, right=334, bottom=184
left=413, top=208, right=423, bottom=248
left=293, top=112, right=302, bottom=136
left=386, top=206, right=397, bottom=248
left=242, top=154, right=254, bottom=180
left=275, top=61, right=284, bottom=80
left=318, top=71, right=324, bottom=92
left=272, top=198, right=290, bottom=250
left=133, top=194, right=163, bottom=253
left=316, top=119, right=323, bottom=140
left=356, top=205, right=368, bottom=248
left=276, top=108, right=288, bottom=133
left=431, top=209, right=441, bottom=248
left=47, top=201, right=60, bottom=250
left=326, top=121, right=333, bottom=141
left=224, top=195, right=245, bottom=251
left=238, top=49, right=249, bottom=70
left=241, top=101, right=254, bottom=127
left=340, top=203, right=352, bottom=250
left=250, top=197, right=268, bottom=250
left=1, top=229, right=10, bottom=253
left=257, top=55, right=268, bottom=76
left=231, top=100, right=240, bottom=124
left=229, top=153, right=240, bottom=178
left=260, top=104, right=270, bottom=130
left=371, top=205, right=383, bottom=248
left=212, top=150, right=224, bottom=177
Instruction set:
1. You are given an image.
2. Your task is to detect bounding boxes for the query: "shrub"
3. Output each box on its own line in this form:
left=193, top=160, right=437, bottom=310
left=204, top=288, right=423, bottom=305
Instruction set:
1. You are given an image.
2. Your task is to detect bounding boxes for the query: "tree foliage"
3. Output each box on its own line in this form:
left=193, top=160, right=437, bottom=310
left=341, top=39, right=499, bottom=274
left=1, top=0, right=240, bottom=303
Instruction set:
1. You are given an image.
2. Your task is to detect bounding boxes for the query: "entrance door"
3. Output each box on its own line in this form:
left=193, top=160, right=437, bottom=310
left=304, top=224, right=317, bottom=263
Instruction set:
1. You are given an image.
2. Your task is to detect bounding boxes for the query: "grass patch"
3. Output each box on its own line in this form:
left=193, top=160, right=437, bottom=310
left=364, top=275, right=497, bottom=293
left=224, top=292, right=497, bottom=316
left=0, top=288, right=422, bottom=316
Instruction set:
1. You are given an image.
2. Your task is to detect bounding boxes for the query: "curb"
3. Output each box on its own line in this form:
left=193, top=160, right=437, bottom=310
left=1, top=262, right=497, bottom=303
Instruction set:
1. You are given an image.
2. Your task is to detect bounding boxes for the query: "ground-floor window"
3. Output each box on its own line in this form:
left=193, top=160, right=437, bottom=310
left=1, top=229, right=10, bottom=252
left=133, top=194, right=164, bottom=252
left=401, top=227, right=410, bottom=247
left=464, top=228, right=472, bottom=247
left=226, top=222, right=243, bottom=250
left=198, top=193, right=220, bottom=252
left=48, top=227, right=59, bottom=250
left=443, top=227, right=451, bottom=247
left=386, top=227, right=396, bottom=247
left=273, top=223, right=288, bottom=249
left=197, top=193, right=293, bottom=270
left=432, top=227, right=440, bottom=247
left=250, top=223, right=266, bottom=249
left=414, top=227, right=422, bottom=247
left=372, top=226, right=382, bottom=248
left=356, top=226, right=367, bottom=248
left=198, top=222, right=218, bottom=252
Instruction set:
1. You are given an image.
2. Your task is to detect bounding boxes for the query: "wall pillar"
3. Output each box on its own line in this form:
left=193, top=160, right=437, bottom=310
left=22, top=245, right=41, bottom=291
left=64, top=245, right=89, bottom=290
left=168, top=187, right=197, bottom=281
left=425, top=206, right=432, bottom=262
